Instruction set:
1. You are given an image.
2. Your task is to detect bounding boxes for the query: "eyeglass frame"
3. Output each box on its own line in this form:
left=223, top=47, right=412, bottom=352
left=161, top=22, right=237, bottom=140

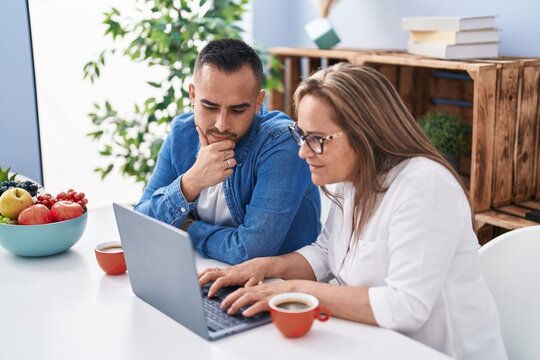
left=288, top=123, right=344, bottom=155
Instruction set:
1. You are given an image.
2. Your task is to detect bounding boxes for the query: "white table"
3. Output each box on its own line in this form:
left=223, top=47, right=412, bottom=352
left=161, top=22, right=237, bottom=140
left=0, top=207, right=451, bottom=360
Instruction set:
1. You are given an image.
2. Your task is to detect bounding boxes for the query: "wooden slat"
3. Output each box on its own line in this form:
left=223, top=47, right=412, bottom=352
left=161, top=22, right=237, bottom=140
left=475, top=210, right=538, bottom=230
left=398, top=66, right=415, bottom=114
left=476, top=223, right=494, bottom=246
left=272, top=48, right=498, bottom=72
left=284, top=57, right=302, bottom=118
left=460, top=155, right=471, bottom=175
left=271, top=47, right=359, bottom=61
left=268, top=89, right=285, bottom=112
left=306, top=57, right=322, bottom=77
left=470, top=66, right=498, bottom=212
left=519, top=200, right=540, bottom=210
left=377, top=65, right=398, bottom=88
left=497, top=205, right=529, bottom=217
left=268, top=56, right=285, bottom=112
left=429, top=71, right=474, bottom=102
left=519, top=60, right=540, bottom=202
left=354, top=52, right=494, bottom=72
left=417, top=68, right=432, bottom=118
left=492, top=64, right=520, bottom=207
left=515, top=62, right=540, bottom=201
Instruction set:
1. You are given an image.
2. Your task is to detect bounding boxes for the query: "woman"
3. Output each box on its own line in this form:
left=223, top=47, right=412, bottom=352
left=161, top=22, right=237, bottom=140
left=199, top=63, right=506, bottom=360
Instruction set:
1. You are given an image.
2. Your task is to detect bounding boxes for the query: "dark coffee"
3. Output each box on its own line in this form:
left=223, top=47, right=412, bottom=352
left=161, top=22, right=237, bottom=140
left=276, top=301, right=310, bottom=311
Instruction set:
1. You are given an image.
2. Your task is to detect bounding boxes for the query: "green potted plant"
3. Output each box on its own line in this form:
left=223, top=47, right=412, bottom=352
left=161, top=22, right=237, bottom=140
left=418, top=111, right=469, bottom=170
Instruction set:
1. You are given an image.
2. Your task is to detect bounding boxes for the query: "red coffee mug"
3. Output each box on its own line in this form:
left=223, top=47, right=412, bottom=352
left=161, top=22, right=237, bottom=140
left=268, top=292, right=330, bottom=338
left=94, top=241, right=127, bottom=275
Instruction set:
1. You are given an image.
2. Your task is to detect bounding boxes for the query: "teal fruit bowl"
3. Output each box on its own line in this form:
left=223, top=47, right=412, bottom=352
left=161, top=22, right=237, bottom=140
left=0, top=211, right=88, bottom=257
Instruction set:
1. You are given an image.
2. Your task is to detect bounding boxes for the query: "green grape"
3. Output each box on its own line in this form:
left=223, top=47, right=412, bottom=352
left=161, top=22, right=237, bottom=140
left=1, top=217, right=10, bottom=224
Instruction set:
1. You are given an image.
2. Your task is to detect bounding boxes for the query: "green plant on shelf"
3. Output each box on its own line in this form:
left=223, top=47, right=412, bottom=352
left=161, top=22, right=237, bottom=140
left=83, top=0, right=283, bottom=186
left=418, top=111, right=470, bottom=167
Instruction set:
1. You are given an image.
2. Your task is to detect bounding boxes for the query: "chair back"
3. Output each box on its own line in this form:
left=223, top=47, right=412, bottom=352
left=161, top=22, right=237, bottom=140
left=479, top=225, right=540, bottom=360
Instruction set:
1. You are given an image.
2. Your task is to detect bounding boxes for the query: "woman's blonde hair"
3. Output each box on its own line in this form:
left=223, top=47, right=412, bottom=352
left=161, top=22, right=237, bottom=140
left=294, top=63, right=470, bottom=239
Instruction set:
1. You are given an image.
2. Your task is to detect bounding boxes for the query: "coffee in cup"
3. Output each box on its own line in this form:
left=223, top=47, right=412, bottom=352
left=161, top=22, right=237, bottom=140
left=94, top=241, right=127, bottom=275
left=268, top=292, right=330, bottom=338
left=275, top=301, right=311, bottom=311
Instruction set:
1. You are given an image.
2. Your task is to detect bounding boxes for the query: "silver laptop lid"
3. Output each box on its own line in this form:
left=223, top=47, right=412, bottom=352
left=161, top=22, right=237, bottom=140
left=112, top=203, right=210, bottom=340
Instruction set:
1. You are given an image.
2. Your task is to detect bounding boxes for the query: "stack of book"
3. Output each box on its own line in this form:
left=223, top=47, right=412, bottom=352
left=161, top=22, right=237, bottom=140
left=401, top=15, right=499, bottom=60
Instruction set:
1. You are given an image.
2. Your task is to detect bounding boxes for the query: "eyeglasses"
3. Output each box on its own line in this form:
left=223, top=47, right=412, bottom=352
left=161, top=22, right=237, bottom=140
left=288, top=123, right=344, bottom=155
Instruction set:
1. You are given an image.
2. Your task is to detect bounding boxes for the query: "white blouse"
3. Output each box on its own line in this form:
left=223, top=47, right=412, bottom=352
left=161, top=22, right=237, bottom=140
left=297, top=157, right=507, bottom=360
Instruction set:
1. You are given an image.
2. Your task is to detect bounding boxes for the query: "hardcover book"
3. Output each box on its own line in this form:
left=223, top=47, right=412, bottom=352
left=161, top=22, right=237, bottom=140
left=409, top=29, right=499, bottom=45
left=402, top=15, right=497, bottom=31
left=407, top=41, right=499, bottom=59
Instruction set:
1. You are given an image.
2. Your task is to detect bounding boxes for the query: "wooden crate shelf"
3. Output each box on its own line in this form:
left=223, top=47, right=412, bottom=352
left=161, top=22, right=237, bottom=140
left=268, top=48, right=540, bottom=241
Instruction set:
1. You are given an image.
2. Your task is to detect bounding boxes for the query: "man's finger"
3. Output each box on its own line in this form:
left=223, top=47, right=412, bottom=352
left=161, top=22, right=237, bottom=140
left=195, top=126, right=209, bottom=146
left=209, top=139, right=236, bottom=151
left=224, top=157, right=237, bottom=170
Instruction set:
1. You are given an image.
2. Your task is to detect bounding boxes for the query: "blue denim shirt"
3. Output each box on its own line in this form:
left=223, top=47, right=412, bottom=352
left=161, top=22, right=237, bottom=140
left=135, top=108, right=321, bottom=264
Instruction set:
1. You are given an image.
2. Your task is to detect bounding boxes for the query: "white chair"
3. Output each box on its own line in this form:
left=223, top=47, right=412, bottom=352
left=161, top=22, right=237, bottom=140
left=479, top=225, right=540, bottom=360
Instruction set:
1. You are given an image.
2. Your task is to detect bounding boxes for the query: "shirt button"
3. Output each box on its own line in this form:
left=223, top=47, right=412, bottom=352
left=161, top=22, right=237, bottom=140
left=181, top=207, right=186, bottom=213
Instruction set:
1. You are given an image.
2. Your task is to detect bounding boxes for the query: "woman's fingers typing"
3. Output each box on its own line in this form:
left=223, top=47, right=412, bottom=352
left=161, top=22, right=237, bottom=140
left=243, top=300, right=270, bottom=317
left=221, top=285, right=274, bottom=316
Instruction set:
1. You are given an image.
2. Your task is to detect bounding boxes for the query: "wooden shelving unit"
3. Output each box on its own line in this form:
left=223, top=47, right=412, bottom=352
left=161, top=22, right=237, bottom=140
left=268, top=48, right=540, bottom=242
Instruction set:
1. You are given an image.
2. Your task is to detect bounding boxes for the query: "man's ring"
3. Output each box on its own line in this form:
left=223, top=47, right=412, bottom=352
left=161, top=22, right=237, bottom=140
left=225, top=159, right=231, bottom=169
left=215, top=267, right=220, bottom=271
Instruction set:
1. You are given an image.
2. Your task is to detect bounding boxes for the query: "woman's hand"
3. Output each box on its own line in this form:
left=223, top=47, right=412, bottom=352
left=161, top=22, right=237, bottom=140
left=220, top=281, right=296, bottom=317
left=198, top=257, right=271, bottom=297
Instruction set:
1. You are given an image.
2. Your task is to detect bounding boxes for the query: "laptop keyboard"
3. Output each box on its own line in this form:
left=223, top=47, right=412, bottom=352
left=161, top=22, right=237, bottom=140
left=201, top=284, right=269, bottom=332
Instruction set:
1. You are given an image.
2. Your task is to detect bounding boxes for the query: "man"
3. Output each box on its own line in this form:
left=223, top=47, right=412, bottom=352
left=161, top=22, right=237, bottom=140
left=135, top=39, right=321, bottom=265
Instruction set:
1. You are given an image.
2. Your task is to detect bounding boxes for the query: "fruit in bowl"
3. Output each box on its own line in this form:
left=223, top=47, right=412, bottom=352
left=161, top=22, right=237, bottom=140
left=18, top=204, right=53, bottom=225
left=50, top=201, right=85, bottom=222
left=0, top=169, right=89, bottom=256
left=0, top=188, right=34, bottom=219
left=0, top=166, right=40, bottom=198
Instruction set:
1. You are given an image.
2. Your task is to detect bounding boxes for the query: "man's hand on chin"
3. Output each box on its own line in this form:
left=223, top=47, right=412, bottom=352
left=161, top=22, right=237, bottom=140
left=180, top=126, right=237, bottom=202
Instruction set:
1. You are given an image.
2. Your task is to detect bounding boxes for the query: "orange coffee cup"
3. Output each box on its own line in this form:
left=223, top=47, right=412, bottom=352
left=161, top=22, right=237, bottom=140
left=268, top=292, right=330, bottom=338
left=94, top=241, right=127, bottom=275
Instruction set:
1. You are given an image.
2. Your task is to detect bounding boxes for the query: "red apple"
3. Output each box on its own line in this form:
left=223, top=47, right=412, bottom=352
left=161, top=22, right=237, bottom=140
left=18, top=204, right=53, bottom=225
left=49, top=201, right=84, bottom=222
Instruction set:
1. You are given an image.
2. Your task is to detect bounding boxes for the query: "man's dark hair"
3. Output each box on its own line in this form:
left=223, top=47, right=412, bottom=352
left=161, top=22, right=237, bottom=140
left=194, top=39, right=263, bottom=89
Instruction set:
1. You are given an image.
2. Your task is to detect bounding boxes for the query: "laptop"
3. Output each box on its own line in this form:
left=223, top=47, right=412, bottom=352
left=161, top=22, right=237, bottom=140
left=113, top=203, right=271, bottom=341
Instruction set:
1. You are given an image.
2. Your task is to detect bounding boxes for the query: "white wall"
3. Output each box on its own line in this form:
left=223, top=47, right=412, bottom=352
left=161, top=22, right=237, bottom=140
left=253, top=0, right=540, bottom=57
left=29, top=0, right=166, bottom=208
